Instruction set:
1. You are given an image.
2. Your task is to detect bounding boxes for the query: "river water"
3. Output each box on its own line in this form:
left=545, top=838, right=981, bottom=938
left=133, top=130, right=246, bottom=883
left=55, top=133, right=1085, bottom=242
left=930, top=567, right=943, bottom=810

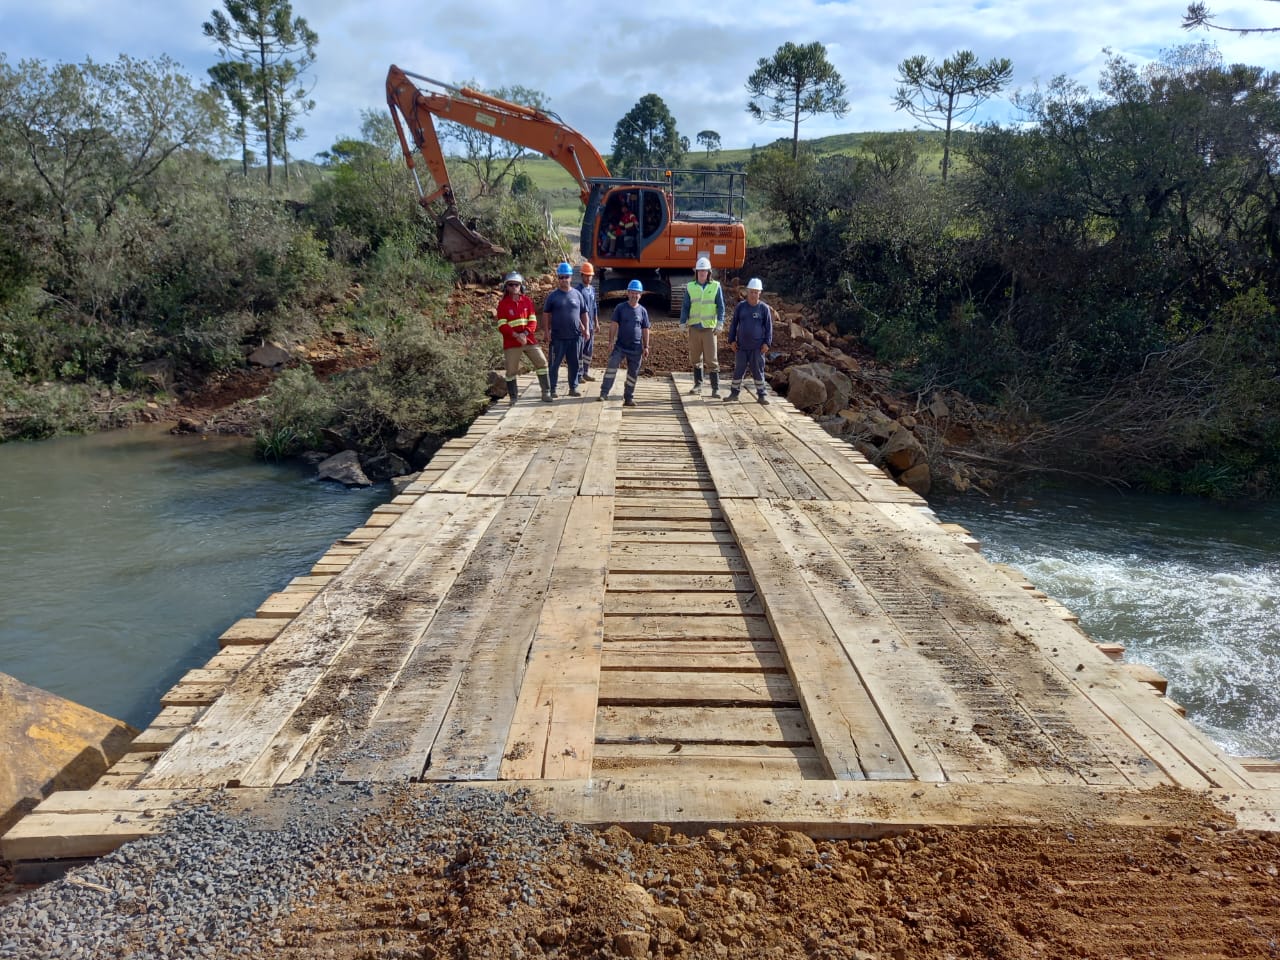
left=0, top=427, right=386, bottom=730
left=935, top=489, right=1280, bottom=760
left=2, top=428, right=1276, bottom=762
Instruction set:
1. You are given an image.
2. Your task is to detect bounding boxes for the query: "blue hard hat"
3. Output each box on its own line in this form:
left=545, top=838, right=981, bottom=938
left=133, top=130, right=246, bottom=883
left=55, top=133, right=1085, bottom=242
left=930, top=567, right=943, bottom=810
left=556, top=262, right=573, bottom=276
left=627, top=279, right=643, bottom=292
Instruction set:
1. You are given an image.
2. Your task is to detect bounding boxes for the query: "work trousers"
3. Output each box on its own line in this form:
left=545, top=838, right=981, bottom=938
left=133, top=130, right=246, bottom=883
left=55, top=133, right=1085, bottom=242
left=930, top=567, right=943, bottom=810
left=579, top=330, right=596, bottom=380
left=600, top=345, right=643, bottom=401
left=686, top=326, right=718, bottom=373
left=547, top=337, right=581, bottom=395
left=731, top=347, right=768, bottom=395
left=503, top=344, right=548, bottom=380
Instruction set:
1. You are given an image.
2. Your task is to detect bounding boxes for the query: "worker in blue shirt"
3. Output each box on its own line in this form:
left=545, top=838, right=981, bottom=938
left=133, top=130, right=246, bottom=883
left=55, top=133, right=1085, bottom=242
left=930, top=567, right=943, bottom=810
left=542, top=262, right=588, bottom=398
left=598, top=279, right=650, bottom=408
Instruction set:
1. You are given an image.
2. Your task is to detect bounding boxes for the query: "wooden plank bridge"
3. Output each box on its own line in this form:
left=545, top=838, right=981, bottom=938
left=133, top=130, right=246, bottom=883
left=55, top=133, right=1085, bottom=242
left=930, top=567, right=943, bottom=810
left=6, top=374, right=1279, bottom=865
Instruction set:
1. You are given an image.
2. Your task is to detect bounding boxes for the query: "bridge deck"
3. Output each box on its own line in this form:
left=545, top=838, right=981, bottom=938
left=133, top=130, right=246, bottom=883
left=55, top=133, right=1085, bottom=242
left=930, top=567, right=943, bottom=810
left=6, top=374, right=1278, bottom=864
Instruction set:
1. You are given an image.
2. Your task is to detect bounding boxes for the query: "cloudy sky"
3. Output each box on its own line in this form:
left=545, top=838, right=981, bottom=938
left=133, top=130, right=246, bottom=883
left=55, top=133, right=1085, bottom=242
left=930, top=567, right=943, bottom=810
left=4, top=0, right=1277, bottom=162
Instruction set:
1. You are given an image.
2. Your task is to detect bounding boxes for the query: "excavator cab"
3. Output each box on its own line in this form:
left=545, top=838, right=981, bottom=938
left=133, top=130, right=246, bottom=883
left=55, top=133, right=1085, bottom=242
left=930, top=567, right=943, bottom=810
left=585, top=184, right=669, bottom=263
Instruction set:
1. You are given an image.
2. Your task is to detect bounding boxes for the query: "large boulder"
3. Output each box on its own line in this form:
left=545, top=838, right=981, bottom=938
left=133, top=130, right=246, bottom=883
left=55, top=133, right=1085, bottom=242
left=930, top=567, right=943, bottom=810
left=786, top=366, right=827, bottom=412
left=486, top=370, right=509, bottom=400
left=898, top=462, right=933, bottom=495
left=785, top=362, right=853, bottom=415
left=247, top=342, right=292, bottom=369
left=317, top=449, right=372, bottom=487
left=882, top=425, right=928, bottom=472
left=0, top=672, right=137, bottom=835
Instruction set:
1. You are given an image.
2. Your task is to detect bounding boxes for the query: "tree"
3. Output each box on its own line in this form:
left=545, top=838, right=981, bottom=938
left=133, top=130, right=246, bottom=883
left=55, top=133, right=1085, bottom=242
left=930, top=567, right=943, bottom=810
left=610, top=94, right=684, bottom=175
left=1184, top=1, right=1280, bottom=33
left=0, top=56, right=221, bottom=253
left=746, top=41, right=849, bottom=160
left=893, top=49, right=1013, bottom=183
left=204, top=0, right=317, bottom=187
left=208, top=59, right=255, bottom=176
left=268, top=58, right=314, bottom=180
left=440, top=83, right=550, bottom=195
left=696, top=129, right=721, bottom=159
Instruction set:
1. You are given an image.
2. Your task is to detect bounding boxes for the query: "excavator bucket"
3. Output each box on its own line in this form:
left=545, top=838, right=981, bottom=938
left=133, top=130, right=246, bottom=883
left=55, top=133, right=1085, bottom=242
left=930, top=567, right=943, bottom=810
left=437, top=213, right=506, bottom=263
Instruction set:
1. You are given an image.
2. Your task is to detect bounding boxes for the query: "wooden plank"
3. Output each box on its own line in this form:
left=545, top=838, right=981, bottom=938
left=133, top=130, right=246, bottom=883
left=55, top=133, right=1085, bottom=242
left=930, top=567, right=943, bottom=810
left=428, top=400, right=546, bottom=494
left=680, top=397, right=757, bottom=498
left=595, top=705, right=813, bottom=747
left=611, top=529, right=736, bottom=544
left=424, top=496, right=580, bottom=781
left=583, top=399, right=616, bottom=499
left=602, top=642, right=786, bottom=673
left=606, top=553, right=748, bottom=575
left=593, top=743, right=826, bottom=780
left=606, top=572, right=755, bottom=593
left=613, top=518, right=729, bottom=531
left=750, top=499, right=1009, bottom=785
left=139, top=493, right=495, bottom=789
left=841, top=501, right=1236, bottom=789
left=604, top=614, right=774, bottom=640
left=598, top=670, right=798, bottom=706
left=549, top=399, right=599, bottom=494
left=508, top=403, right=575, bottom=495
left=339, top=495, right=551, bottom=783
left=219, top=618, right=285, bottom=646
left=718, top=499, right=910, bottom=781
left=255, top=591, right=313, bottom=619
left=497, top=497, right=612, bottom=781
left=604, top=591, right=764, bottom=616
left=160, top=682, right=225, bottom=707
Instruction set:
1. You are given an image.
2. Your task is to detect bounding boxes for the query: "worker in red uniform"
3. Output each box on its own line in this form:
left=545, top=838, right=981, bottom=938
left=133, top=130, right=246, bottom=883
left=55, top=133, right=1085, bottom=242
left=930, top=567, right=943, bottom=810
left=496, top=271, right=552, bottom=403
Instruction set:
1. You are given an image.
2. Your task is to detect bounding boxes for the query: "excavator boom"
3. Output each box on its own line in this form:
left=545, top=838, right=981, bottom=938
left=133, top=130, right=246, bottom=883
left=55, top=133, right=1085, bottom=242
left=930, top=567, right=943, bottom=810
left=386, top=64, right=610, bottom=262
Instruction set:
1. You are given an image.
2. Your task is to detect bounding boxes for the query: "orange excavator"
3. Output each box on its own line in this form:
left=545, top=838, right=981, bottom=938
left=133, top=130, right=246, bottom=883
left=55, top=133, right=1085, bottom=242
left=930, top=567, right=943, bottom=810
left=385, top=64, right=747, bottom=304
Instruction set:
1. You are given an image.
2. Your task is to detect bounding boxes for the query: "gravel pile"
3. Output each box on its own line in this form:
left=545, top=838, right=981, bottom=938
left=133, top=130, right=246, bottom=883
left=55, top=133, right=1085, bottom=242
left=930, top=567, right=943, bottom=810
left=0, top=775, right=585, bottom=960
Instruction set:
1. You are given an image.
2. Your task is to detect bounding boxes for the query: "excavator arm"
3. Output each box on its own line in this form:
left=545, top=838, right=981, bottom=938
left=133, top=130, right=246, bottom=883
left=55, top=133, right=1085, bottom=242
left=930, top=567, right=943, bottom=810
left=386, top=64, right=611, bottom=262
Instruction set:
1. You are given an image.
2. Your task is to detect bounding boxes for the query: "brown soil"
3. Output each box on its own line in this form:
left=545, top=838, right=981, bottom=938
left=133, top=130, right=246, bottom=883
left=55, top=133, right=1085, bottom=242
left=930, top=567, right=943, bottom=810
left=263, top=789, right=1280, bottom=960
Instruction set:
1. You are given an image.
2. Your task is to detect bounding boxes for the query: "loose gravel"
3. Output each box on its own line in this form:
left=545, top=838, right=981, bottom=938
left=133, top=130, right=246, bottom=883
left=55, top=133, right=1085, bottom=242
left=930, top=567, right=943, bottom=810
left=0, top=773, right=585, bottom=960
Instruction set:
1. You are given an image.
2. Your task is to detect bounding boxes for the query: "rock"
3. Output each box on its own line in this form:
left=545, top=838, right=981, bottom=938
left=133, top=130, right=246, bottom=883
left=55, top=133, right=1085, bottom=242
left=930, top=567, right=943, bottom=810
left=882, top=426, right=927, bottom=472
left=486, top=371, right=509, bottom=400
left=929, top=395, right=950, bottom=419
left=316, top=450, right=372, bottom=487
left=390, top=473, right=421, bottom=496
left=898, top=462, right=933, bottom=495
left=787, top=322, right=813, bottom=343
left=0, top=672, right=137, bottom=835
left=299, top=450, right=328, bottom=467
left=613, top=930, right=650, bottom=958
left=320, top=427, right=348, bottom=452
left=786, top=362, right=853, bottom=415
left=247, top=343, right=292, bottom=369
left=171, top=417, right=205, bottom=435
left=786, top=367, right=827, bottom=412
left=362, top=452, right=410, bottom=482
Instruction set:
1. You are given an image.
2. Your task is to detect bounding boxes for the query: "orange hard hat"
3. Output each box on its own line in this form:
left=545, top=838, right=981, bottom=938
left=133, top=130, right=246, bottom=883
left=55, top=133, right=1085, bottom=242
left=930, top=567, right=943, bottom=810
left=580, top=262, right=594, bottom=276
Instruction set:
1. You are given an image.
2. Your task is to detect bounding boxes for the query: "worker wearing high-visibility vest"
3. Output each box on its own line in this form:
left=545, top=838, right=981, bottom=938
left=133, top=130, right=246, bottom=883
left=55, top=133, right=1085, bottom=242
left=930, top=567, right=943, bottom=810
left=679, top=256, right=725, bottom=397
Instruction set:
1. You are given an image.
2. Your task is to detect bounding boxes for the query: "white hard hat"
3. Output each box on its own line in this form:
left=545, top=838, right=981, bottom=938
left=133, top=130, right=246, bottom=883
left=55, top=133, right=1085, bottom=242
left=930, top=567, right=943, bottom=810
left=746, top=278, right=763, bottom=291
left=694, top=256, right=712, bottom=272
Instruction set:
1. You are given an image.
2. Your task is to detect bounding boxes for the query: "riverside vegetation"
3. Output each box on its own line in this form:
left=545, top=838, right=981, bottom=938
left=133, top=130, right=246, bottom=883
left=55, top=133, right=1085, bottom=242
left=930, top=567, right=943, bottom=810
left=2, top=41, right=1278, bottom=497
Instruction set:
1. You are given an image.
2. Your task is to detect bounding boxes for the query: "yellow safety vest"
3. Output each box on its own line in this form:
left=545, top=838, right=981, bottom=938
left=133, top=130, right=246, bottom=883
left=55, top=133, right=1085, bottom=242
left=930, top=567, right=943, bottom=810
left=685, top=280, right=721, bottom=328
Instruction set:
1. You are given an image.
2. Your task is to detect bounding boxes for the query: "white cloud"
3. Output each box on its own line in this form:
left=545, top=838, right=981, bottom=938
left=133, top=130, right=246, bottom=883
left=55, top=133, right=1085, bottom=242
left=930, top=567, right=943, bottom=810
left=4, top=0, right=1275, bottom=162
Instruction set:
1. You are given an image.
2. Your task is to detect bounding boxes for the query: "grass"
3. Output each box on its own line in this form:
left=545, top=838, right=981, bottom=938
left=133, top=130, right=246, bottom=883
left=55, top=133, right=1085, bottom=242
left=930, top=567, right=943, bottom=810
left=514, top=128, right=964, bottom=230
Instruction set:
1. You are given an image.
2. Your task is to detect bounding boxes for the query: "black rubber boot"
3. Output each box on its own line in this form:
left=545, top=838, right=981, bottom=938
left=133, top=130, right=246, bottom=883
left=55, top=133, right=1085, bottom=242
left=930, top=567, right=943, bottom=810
left=538, top=373, right=553, bottom=402
left=507, top=380, right=519, bottom=405
left=757, top=392, right=769, bottom=405
left=687, top=366, right=703, bottom=395
left=725, top=388, right=740, bottom=402
left=709, top=370, right=720, bottom=398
